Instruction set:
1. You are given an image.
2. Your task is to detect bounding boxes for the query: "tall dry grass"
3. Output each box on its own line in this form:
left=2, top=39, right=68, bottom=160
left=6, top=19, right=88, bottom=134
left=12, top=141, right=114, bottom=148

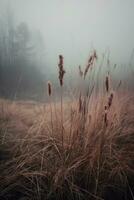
left=0, top=52, right=134, bottom=200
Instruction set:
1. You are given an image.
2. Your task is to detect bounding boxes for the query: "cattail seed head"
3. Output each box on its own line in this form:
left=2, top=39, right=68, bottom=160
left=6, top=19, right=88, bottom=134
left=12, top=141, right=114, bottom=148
left=59, top=55, right=63, bottom=66
left=47, top=81, right=52, bottom=96
left=105, top=76, right=109, bottom=93
left=104, top=106, right=108, bottom=126
left=79, top=92, right=82, bottom=113
left=108, top=93, right=114, bottom=109
left=58, top=55, right=66, bottom=86
left=84, top=50, right=97, bottom=79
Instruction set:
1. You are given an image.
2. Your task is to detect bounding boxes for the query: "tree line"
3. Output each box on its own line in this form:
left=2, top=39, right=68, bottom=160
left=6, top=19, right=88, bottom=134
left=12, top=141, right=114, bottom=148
left=0, top=5, right=46, bottom=100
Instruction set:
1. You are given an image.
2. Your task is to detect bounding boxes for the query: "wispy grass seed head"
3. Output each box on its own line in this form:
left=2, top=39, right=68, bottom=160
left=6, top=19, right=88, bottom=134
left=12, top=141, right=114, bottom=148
left=84, top=50, right=97, bottom=79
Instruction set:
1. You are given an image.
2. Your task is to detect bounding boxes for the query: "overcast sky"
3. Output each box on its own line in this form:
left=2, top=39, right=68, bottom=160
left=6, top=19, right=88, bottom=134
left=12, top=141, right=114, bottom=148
left=1, top=0, right=134, bottom=70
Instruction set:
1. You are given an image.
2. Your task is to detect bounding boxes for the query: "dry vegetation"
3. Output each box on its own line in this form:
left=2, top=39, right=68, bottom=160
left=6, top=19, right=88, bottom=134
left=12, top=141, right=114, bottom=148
left=0, top=52, right=134, bottom=200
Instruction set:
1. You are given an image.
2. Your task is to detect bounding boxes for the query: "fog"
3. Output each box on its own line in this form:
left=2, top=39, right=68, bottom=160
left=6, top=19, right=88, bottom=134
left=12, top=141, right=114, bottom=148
left=5, top=0, right=134, bottom=70
left=0, top=0, right=134, bottom=99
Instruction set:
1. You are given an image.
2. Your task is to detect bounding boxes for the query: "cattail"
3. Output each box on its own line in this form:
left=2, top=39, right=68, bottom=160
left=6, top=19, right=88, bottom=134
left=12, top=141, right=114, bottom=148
left=84, top=50, right=97, bottom=79
left=108, top=93, right=114, bottom=109
left=58, top=55, right=66, bottom=86
left=105, top=76, right=109, bottom=93
left=79, top=92, right=82, bottom=113
left=84, top=63, right=91, bottom=79
left=104, top=106, right=108, bottom=127
left=88, top=55, right=93, bottom=63
left=47, top=81, right=52, bottom=96
left=79, top=65, right=83, bottom=77
left=59, top=55, right=63, bottom=66
left=84, top=55, right=93, bottom=79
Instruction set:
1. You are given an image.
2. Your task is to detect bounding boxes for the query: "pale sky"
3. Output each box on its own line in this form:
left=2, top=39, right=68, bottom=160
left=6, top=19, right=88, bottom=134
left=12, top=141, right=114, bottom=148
left=1, top=0, right=134, bottom=70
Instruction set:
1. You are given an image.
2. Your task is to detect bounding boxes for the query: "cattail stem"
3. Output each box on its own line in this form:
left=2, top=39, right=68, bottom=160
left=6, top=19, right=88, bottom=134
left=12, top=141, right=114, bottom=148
left=47, top=82, right=53, bottom=136
left=49, top=96, right=54, bottom=136
left=58, top=55, right=65, bottom=155
left=60, top=86, right=64, bottom=151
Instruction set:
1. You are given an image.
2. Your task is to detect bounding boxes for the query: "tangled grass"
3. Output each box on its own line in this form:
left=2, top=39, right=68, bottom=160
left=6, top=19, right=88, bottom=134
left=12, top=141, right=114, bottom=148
left=0, top=52, right=134, bottom=200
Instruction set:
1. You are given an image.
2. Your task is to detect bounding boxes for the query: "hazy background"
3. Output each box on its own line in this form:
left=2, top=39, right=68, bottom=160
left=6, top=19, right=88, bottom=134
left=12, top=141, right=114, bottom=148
left=12, top=0, right=134, bottom=68
left=0, top=0, right=134, bottom=99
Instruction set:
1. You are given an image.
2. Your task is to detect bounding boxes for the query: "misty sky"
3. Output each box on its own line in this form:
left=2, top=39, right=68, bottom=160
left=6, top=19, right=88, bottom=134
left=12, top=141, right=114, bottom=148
left=1, top=0, right=134, bottom=70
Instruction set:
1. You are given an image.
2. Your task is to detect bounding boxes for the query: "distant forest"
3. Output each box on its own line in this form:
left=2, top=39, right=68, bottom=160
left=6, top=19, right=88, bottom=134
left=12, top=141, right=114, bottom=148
left=0, top=5, right=46, bottom=100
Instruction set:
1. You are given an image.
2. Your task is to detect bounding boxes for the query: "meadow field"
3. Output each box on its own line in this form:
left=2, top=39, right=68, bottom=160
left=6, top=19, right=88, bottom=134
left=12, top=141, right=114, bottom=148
left=0, top=53, right=134, bottom=200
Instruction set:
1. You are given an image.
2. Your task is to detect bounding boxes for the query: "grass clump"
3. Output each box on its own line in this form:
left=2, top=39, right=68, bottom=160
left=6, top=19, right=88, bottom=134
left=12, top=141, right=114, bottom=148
left=0, top=52, right=134, bottom=200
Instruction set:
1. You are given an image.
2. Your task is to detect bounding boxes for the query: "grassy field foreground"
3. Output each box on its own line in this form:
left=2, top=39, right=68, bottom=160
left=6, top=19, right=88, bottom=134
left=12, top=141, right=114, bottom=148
left=0, top=54, right=134, bottom=200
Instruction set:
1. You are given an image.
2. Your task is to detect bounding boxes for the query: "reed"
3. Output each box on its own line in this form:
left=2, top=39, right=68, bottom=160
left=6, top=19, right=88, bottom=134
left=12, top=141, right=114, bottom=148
left=47, top=81, right=53, bottom=136
left=58, top=55, right=66, bottom=152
